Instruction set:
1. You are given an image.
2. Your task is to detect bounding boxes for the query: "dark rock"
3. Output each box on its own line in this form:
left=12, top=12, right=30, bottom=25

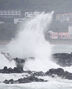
left=4, top=66, right=7, bottom=70
left=13, top=67, right=23, bottom=73
left=23, top=70, right=32, bottom=74
left=4, top=80, right=9, bottom=84
left=46, top=68, right=64, bottom=76
left=0, top=66, right=24, bottom=73
left=14, top=57, right=25, bottom=71
left=63, top=71, right=72, bottom=80
left=4, top=79, right=14, bottom=84
left=32, top=71, right=45, bottom=76
left=8, top=68, right=13, bottom=73
left=46, top=68, right=72, bottom=80
left=3, top=76, right=46, bottom=84
left=53, top=53, right=72, bottom=67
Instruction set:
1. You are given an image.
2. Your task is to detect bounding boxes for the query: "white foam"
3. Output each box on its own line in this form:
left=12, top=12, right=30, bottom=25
left=6, top=11, right=61, bottom=72
left=0, top=53, right=15, bottom=69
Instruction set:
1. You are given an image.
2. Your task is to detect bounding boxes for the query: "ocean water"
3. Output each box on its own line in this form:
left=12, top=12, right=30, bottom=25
left=53, top=45, right=72, bottom=53
left=0, top=44, right=72, bottom=89
left=0, top=44, right=72, bottom=54
left=0, top=78, right=72, bottom=89
left=0, top=12, right=72, bottom=89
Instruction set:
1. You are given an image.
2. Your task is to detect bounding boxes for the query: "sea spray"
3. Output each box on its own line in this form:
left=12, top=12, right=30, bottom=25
left=0, top=11, right=71, bottom=72
left=0, top=52, right=16, bottom=69
left=7, top=12, right=53, bottom=58
left=6, top=11, right=60, bottom=72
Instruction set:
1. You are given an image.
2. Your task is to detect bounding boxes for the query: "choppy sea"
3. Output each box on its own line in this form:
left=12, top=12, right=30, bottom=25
left=0, top=44, right=72, bottom=89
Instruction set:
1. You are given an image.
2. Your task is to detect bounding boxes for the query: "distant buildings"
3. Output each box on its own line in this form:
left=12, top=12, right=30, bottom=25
left=0, top=10, right=41, bottom=24
left=48, top=26, right=72, bottom=40
left=48, top=12, right=72, bottom=40
left=56, top=13, right=72, bottom=23
left=0, top=10, right=72, bottom=44
left=0, top=10, right=21, bottom=17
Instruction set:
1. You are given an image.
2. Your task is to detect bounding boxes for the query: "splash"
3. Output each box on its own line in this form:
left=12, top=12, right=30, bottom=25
left=7, top=11, right=60, bottom=72
left=0, top=52, right=15, bottom=69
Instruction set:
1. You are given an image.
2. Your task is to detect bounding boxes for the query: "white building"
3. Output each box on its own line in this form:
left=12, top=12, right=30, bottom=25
left=68, top=26, right=72, bottom=34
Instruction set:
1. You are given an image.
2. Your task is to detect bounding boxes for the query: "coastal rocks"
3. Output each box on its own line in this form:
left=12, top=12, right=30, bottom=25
left=46, top=68, right=64, bottom=76
left=53, top=53, right=72, bottom=67
left=0, top=66, right=24, bottom=73
left=14, top=58, right=25, bottom=72
left=32, top=71, right=45, bottom=76
left=46, top=68, right=72, bottom=80
left=2, top=67, right=72, bottom=84
left=3, top=76, right=46, bottom=84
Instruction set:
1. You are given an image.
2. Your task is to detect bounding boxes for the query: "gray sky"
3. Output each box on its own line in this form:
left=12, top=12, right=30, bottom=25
left=0, top=0, right=72, bottom=12
left=0, top=0, right=72, bottom=42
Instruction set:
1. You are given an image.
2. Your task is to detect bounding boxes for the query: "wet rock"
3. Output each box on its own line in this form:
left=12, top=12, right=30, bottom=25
left=14, top=57, right=25, bottom=72
left=63, top=71, right=72, bottom=80
left=0, top=66, right=24, bottom=73
left=32, top=71, right=45, bottom=76
left=46, top=68, right=72, bottom=80
left=4, top=79, right=14, bottom=84
left=53, top=53, right=72, bottom=67
left=46, top=68, right=64, bottom=76
left=3, top=76, right=46, bottom=84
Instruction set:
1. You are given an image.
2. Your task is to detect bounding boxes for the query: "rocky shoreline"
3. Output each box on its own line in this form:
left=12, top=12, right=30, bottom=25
left=0, top=67, right=72, bottom=84
left=46, top=68, right=72, bottom=80
left=0, top=52, right=72, bottom=84
left=3, top=76, right=46, bottom=84
left=53, top=52, right=72, bottom=67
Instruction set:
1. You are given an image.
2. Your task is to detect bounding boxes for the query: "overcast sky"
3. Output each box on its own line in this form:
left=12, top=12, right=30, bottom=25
left=0, top=0, right=72, bottom=12
left=0, top=0, right=72, bottom=41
